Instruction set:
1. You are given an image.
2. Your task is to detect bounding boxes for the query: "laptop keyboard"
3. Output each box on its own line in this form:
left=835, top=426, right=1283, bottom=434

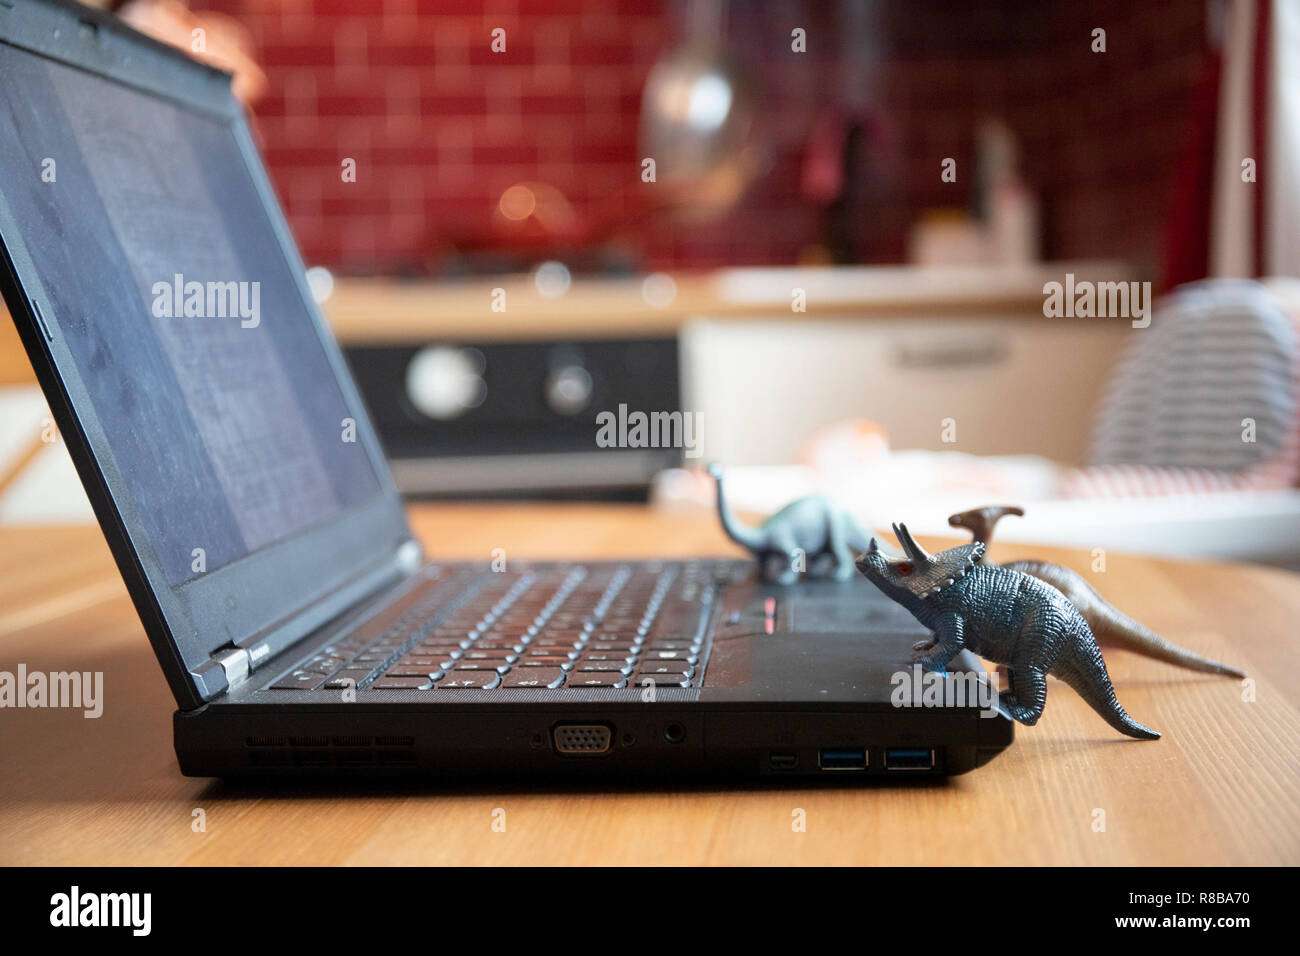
left=268, top=562, right=723, bottom=692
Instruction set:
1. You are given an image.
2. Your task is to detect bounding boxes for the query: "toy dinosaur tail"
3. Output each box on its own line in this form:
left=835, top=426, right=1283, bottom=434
left=707, top=462, right=765, bottom=551
left=1012, top=560, right=1246, bottom=678
left=1054, top=637, right=1161, bottom=740
left=947, top=505, right=1023, bottom=563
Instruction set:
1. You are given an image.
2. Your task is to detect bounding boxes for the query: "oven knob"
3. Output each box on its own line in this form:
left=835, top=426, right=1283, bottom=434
left=545, top=364, right=593, bottom=415
left=406, top=346, right=486, bottom=420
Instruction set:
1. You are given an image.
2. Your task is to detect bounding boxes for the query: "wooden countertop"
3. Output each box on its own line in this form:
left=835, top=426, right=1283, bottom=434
left=0, top=262, right=1132, bottom=376
left=1, top=503, right=1295, bottom=865
left=323, top=261, right=1133, bottom=343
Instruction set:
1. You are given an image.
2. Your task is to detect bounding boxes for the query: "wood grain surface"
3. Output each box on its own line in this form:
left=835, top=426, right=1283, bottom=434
left=0, top=504, right=1296, bottom=865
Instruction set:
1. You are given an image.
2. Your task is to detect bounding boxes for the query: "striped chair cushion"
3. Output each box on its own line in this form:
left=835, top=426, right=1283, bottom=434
left=1062, top=280, right=1300, bottom=498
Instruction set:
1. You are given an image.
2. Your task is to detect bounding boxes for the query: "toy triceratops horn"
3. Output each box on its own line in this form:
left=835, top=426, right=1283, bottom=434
left=892, top=522, right=931, bottom=564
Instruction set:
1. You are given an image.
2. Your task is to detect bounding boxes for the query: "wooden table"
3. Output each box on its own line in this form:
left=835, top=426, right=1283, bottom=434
left=1, top=503, right=1297, bottom=865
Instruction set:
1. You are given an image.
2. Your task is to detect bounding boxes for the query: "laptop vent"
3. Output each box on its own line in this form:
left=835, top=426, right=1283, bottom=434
left=245, top=734, right=416, bottom=769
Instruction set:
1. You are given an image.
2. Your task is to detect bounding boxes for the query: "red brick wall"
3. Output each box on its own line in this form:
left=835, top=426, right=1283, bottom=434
left=869, top=1, right=1211, bottom=273
left=186, top=0, right=1209, bottom=276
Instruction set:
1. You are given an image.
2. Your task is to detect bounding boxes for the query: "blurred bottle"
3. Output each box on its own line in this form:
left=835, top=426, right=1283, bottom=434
left=976, top=119, right=1039, bottom=265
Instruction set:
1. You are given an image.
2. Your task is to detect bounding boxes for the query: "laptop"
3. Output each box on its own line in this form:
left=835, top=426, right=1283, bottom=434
left=0, top=0, right=1012, bottom=779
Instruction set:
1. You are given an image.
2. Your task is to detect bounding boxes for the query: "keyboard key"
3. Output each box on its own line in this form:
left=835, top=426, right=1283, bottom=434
left=632, top=672, right=691, bottom=687
left=370, top=676, right=434, bottom=690
left=482, top=628, right=531, bottom=641
left=415, top=638, right=470, bottom=650
left=472, top=642, right=526, bottom=654
left=428, top=628, right=474, bottom=640
left=501, top=668, right=565, bottom=688
left=643, top=651, right=698, bottom=663
left=577, top=662, right=633, bottom=674
left=412, top=645, right=463, bottom=659
left=543, top=615, right=584, bottom=628
left=536, top=630, right=586, bottom=644
left=330, top=668, right=374, bottom=685
left=614, top=626, right=652, bottom=637
left=270, top=671, right=326, bottom=690
left=452, top=660, right=511, bottom=672
left=566, top=674, right=628, bottom=688
left=436, top=672, right=501, bottom=689
left=385, top=667, right=444, bottom=678
left=636, top=663, right=695, bottom=677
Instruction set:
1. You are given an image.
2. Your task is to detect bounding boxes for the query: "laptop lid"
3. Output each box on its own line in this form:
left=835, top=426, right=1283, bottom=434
left=0, top=0, right=414, bottom=709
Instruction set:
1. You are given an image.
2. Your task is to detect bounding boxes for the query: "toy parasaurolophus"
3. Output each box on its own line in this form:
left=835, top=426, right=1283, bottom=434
left=948, top=505, right=1245, bottom=678
left=708, top=462, right=873, bottom=584
left=855, top=523, right=1161, bottom=739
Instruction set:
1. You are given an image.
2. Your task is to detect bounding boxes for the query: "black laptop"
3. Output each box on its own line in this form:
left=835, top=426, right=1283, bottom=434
left=0, top=0, right=1012, bottom=779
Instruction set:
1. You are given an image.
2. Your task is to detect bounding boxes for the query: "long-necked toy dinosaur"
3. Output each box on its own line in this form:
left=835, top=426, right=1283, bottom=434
left=855, top=524, right=1161, bottom=739
left=708, top=463, right=872, bottom=584
left=948, top=505, right=1245, bottom=678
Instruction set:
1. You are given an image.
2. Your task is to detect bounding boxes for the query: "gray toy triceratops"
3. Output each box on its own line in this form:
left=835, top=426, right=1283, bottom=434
left=708, top=462, right=872, bottom=584
left=948, top=505, right=1245, bottom=678
left=855, top=523, right=1160, bottom=740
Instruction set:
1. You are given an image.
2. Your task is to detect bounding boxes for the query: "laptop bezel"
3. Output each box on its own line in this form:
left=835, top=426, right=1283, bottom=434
left=0, top=0, right=414, bottom=709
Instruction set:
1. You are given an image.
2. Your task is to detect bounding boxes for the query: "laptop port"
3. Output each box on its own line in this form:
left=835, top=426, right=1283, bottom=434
left=817, top=748, right=867, bottom=771
left=553, top=723, right=613, bottom=755
left=884, top=747, right=935, bottom=771
left=768, top=752, right=798, bottom=770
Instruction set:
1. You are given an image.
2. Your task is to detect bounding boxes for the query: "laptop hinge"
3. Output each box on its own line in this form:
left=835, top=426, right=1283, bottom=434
left=192, top=539, right=423, bottom=702
left=213, top=646, right=251, bottom=688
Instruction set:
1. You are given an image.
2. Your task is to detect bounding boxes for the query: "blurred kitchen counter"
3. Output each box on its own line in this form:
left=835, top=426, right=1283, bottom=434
left=322, top=261, right=1141, bottom=469
left=0, top=261, right=1135, bottom=366
left=0, top=262, right=1140, bottom=477
left=322, top=261, right=1133, bottom=343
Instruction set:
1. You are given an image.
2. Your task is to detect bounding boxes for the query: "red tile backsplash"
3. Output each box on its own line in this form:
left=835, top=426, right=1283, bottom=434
left=186, top=0, right=1209, bottom=277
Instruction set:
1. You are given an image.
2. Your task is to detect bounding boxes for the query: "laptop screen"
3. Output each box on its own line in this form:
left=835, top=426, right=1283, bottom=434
left=0, top=41, right=381, bottom=586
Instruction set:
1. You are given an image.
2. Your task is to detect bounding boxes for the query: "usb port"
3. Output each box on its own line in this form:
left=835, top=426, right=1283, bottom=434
left=884, top=747, right=935, bottom=771
left=768, top=752, right=798, bottom=770
left=817, top=748, right=867, bottom=771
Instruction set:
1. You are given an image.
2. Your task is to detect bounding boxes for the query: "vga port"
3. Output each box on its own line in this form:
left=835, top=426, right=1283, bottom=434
left=553, top=724, right=613, bottom=755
